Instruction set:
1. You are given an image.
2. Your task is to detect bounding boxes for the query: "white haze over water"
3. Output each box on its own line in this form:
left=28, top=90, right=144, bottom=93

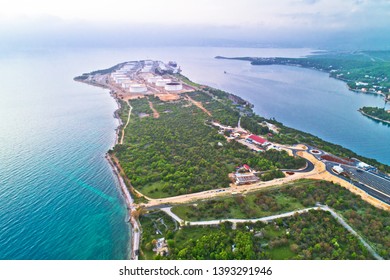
left=1, top=0, right=390, bottom=50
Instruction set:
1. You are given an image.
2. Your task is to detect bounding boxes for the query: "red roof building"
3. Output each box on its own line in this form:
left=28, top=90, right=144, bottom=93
left=243, top=164, right=251, bottom=170
left=248, top=134, right=267, bottom=145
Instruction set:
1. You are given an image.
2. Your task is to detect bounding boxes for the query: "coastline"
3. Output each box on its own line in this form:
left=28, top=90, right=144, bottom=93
left=106, top=153, right=140, bottom=260
left=358, top=109, right=390, bottom=125
left=76, top=78, right=140, bottom=260
left=216, top=56, right=388, bottom=100
left=75, top=61, right=390, bottom=260
left=106, top=92, right=140, bottom=260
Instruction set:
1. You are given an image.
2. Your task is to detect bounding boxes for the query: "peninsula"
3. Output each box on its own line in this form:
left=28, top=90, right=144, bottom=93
left=75, top=59, right=390, bottom=260
left=359, top=106, right=390, bottom=125
left=216, top=51, right=390, bottom=104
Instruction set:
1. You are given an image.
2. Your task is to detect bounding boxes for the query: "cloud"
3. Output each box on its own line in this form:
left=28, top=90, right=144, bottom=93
left=301, top=0, right=321, bottom=4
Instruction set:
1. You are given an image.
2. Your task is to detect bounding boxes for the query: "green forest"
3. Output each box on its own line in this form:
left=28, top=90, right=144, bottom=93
left=140, top=180, right=389, bottom=260
left=187, top=91, right=240, bottom=127
left=141, top=210, right=373, bottom=260
left=111, top=94, right=304, bottom=198
left=360, top=106, right=390, bottom=122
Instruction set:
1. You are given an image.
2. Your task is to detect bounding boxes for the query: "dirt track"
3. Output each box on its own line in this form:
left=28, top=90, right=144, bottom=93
left=148, top=101, right=160, bottom=118
left=185, top=94, right=212, bottom=116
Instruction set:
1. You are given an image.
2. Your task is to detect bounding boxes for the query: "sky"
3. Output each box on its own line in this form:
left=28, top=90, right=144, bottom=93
left=1, top=0, right=390, bottom=50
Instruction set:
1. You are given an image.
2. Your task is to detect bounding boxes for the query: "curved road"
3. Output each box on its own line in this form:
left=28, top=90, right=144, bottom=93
left=160, top=205, right=383, bottom=260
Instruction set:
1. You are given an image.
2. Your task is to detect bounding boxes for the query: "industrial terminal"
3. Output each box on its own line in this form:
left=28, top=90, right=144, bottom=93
left=79, top=60, right=195, bottom=102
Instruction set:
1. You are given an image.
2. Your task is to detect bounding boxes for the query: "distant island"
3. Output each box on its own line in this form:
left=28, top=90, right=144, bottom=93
left=359, top=106, right=390, bottom=124
left=75, top=59, right=390, bottom=261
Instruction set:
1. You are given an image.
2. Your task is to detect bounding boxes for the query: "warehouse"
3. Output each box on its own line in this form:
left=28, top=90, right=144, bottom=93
left=247, top=134, right=268, bottom=146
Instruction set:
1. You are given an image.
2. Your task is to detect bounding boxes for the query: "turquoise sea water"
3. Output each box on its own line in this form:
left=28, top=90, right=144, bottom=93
left=0, top=47, right=389, bottom=259
left=0, top=50, right=130, bottom=259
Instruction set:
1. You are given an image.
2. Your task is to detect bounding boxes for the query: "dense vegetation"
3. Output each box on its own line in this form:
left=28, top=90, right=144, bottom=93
left=139, top=211, right=177, bottom=260
left=188, top=91, right=240, bottom=127
left=284, top=180, right=390, bottom=258
left=112, top=95, right=305, bottom=198
left=143, top=210, right=373, bottom=260
left=240, top=115, right=269, bottom=135
left=113, top=98, right=250, bottom=197
left=360, top=106, right=390, bottom=122
left=170, top=180, right=390, bottom=258
left=251, top=150, right=306, bottom=170
left=130, top=97, right=153, bottom=116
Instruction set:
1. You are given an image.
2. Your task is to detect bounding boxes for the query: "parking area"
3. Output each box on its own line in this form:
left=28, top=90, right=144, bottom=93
left=343, top=165, right=390, bottom=197
left=324, top=162, right=390, bottom=204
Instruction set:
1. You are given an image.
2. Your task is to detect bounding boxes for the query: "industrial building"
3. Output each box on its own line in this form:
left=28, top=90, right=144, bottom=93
left=247, top=134, right=268, bottom=146
left=235, top=173, right=259, bottom=185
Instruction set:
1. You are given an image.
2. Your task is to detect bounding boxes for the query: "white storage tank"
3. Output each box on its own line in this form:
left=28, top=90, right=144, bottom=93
left=147, top=76, right=161, bottom=83
left=116, top=78, right=130, bottom=84
left=129, top=84, right=147, bottom=93
left=155, top=79, right=171, bottom=87
left=121, top=81, right=133, bottom=89
left=164, top=82, right=183, bottom=91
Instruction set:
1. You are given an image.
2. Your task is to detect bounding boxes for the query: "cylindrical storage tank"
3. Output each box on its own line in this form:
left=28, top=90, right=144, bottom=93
left=155, top=78, right=171, bottom=87
left=122, top=81, right=132, bottom=89
left=147, top=76, right=161, bottom=83
left=164, top=82, right=183, bottom=91
left=116, top=78, right=130, bottom=84
left=129, top=84, right=147, bottom=93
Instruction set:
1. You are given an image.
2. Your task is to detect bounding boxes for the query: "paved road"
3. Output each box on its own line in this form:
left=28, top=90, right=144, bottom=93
left=189, top=208, right=318, bottom=225
left=281, top=159, right=314, bottom=173
left=325, top=163, right=390, bottom=205
left=160, top=207, right=184, bottom=224
left=130, top=218, right=140, bottom=260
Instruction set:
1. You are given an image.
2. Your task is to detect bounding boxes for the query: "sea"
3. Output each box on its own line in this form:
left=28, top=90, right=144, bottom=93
left=0, top=46, right=389, bottom=259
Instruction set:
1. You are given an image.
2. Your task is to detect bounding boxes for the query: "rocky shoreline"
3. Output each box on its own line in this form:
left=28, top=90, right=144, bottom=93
left=75, top=78, right=140, bottom=260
